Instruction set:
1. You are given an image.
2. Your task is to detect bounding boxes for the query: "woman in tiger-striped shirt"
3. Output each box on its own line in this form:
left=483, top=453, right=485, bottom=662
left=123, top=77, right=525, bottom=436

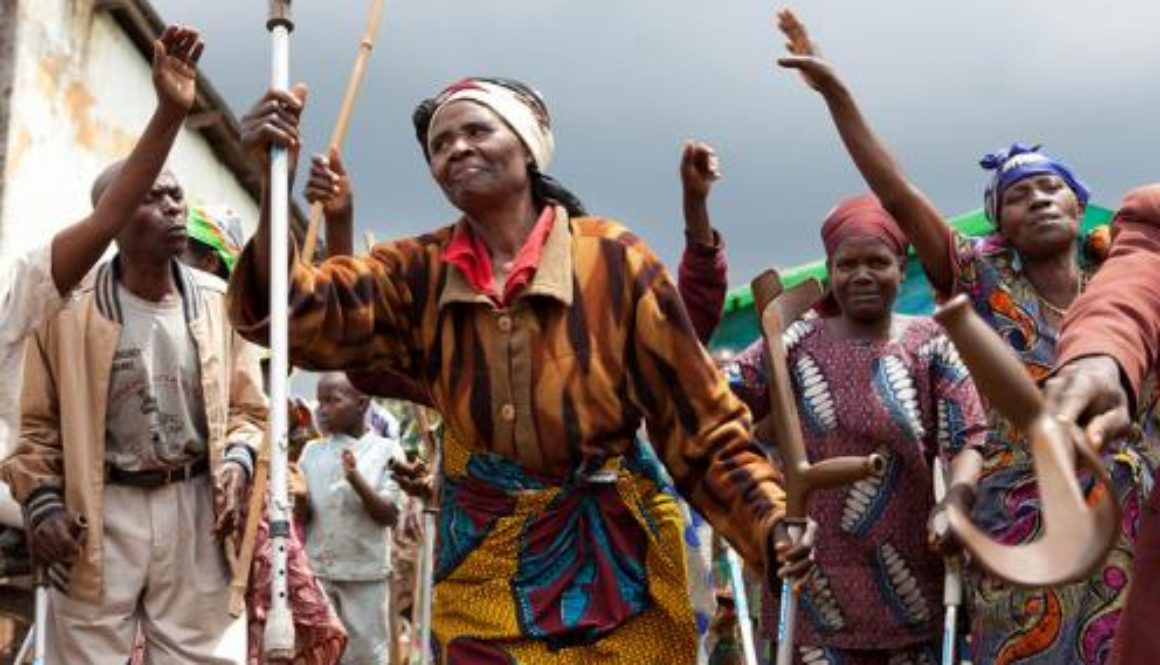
left=229, top=77, right=813, bottom=663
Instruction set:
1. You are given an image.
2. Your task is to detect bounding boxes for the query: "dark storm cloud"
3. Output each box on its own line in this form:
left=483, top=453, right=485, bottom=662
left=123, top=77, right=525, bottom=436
left=152, top=0, right=1160, bottom=285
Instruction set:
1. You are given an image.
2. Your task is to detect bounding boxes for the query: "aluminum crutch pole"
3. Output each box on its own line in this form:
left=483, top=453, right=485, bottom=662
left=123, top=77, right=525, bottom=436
left=262, top=0, right=296, bottom=658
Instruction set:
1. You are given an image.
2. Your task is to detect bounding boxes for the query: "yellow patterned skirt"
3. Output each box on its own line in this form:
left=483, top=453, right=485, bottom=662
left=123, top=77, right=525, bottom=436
left=429, top=429, right=697, bottom=664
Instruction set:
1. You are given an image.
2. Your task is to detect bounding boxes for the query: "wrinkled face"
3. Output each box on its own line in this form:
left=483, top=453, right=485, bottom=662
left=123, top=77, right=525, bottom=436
left=315, top=374, right=368, bottom=436
left=427, top=101, right=531, bottom=211
left=116, top=171, right=188, bottom=261
left=828, top=236, right=903, bottom=323
left=997, top=174, right=1082, bottom=259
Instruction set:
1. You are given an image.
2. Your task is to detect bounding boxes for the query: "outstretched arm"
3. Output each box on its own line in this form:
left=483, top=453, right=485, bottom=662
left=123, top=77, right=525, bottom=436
left=776, top=10, right=956, bottom=292
left=677, top=140, right=729, bottom=343
left=52, top=26, right=204, bottom=294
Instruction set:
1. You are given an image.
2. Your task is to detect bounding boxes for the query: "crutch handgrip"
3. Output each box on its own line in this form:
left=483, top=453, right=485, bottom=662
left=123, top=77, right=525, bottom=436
left=933, top=295, right=1119, bottom=586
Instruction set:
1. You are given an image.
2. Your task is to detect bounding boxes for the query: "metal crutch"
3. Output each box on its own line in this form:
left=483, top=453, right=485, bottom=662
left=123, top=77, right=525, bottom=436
left=261, top=0, right=297, bottom=658
left=930, top=458, right=962, bottom=665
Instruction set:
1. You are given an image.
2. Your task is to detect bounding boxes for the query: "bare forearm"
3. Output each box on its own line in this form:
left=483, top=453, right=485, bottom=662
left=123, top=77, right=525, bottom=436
left=325, top=208, right=355, bottom=257
left=682, top=193, right=714, bottom=246
left=346, top=470, right=399, bottom=527
left=51, top=103, right=185, bottom=294
left=818, top=80, right=955, bottom=292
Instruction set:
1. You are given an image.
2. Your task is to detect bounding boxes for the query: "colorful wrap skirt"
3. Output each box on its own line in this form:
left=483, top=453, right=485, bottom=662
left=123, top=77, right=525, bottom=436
left=430, top=429, right=697, bottom=664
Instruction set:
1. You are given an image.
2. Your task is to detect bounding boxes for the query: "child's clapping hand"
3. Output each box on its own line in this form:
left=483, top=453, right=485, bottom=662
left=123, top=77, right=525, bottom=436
left=341, top=448, right=358, bottom=477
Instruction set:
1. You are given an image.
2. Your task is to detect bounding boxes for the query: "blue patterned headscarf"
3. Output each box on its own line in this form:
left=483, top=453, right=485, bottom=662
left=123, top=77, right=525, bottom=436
left=981, top=143, right=1090, bottom=226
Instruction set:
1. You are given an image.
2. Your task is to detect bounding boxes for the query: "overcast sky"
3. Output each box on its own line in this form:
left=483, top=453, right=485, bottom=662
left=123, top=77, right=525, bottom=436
left=151, top=0, right=1160, bottom=287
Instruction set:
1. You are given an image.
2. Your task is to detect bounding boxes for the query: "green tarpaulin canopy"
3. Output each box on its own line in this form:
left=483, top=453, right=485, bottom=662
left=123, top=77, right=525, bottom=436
left=708, top=205, right=1114, bottom=351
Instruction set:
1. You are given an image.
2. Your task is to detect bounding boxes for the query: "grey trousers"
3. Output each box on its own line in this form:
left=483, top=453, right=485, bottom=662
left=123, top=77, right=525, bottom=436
left=47, top=480, right=246, bottom=664
left=319, top=577, right=390, bottom=665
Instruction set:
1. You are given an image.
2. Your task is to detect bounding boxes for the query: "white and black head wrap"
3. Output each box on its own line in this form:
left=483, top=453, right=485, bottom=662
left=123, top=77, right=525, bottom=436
left=413, top=77, right=586, bottom=216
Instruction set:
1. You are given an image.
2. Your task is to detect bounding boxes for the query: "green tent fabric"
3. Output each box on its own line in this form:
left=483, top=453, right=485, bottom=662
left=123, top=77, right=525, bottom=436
left=708, top=205, right=1115, bottom=351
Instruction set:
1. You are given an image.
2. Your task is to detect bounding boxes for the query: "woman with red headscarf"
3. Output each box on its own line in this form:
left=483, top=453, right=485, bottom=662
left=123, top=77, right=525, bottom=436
left=773, top=11, right=1160, bottom=664
left=727, top=194, right=987, bottom=663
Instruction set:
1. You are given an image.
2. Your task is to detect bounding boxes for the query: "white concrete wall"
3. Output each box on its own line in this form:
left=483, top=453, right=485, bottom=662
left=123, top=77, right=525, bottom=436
left=0, top=0, right=258, bottom=258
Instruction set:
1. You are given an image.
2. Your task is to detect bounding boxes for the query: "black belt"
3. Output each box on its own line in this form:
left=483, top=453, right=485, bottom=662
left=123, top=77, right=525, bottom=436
left=105, top=458, right=209, bottom=488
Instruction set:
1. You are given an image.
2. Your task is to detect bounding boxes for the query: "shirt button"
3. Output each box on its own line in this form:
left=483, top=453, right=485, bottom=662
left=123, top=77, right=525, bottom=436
left=500, top=404, right=516, bottom=422
left=497, top=315, right=512, bottom=332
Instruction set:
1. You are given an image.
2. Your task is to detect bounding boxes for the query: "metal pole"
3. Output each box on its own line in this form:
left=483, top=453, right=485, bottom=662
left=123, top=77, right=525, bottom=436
left=774, top=523, right=803, bottom=665
left=725, top=546, right=758, bottom=665
left=411, top=406, right=441, bottom=665
left=263, top=0, right=296, bottom=659
left=932, top=458, right=961, bottom=665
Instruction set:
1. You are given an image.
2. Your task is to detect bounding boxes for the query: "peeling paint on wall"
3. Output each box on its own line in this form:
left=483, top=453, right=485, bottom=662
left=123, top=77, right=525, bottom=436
left=1, top=2, right=259, bottom=257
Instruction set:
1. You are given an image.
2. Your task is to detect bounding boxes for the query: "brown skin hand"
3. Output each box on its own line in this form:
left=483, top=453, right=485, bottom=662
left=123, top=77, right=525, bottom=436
left=680, top=140, right=720, bottom=246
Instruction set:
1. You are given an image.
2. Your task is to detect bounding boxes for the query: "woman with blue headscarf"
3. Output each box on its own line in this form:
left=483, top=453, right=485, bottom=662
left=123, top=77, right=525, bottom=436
left=773, top=9, right=1158, bottom=664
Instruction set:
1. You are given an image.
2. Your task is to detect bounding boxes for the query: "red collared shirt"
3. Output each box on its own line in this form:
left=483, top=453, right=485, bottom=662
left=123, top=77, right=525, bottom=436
left=443, top=207, right=556, bottom=307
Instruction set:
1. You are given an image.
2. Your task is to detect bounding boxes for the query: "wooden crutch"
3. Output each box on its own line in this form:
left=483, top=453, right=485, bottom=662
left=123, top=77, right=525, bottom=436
left=932, top=295, right=1119, bottom=586
left=300, top=0, right=387, bottom=261
left=227, top=431, right=270, bottom=617
left=750, top=269, right=884, bottom=665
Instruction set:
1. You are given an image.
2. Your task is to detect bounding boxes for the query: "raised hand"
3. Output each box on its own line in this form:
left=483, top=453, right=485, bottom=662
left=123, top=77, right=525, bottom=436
left=680, top=140, right=721, bottom=201
left=389, top=457, right=435, bottom=501
left=775, top=9, right=837, bottom=92
left=306, top=148, right=353, bottom=219
left=239, top=84, right=309, bottom=173
left=152, top=25, right=204, bottom=113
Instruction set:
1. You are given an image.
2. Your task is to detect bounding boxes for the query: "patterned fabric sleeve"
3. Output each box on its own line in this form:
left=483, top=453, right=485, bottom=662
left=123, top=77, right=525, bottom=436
left=941, top=230, right=990, bottom=302
left=227, top=233, right=443, bottom=375
left=624, top=240, right=785, bottom=570
left=927, top=332, right=988, bottom=458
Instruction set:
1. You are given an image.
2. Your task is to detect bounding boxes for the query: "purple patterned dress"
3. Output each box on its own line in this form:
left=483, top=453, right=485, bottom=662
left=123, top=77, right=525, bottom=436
left=947, top=231, right=1160, bottom=665
left=729, top=315, right=987, bottom=663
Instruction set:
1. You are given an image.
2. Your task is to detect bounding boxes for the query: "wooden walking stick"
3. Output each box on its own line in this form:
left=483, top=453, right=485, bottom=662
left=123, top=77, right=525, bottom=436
left=751, top=269, right=884, bottom=665
left=408, top=404, right=442, bottom=665
left=300, top=0, right=387, bottom=260
left=227, top=432, right=270, bottom=617
left=263, top=0, right=297, bottom=658
left=932, top=295, right=1119, bottom=586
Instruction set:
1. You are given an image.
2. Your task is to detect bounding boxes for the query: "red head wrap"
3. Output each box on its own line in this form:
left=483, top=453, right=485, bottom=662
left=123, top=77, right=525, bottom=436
left=821, top=194, right=908, bottom=261
left=814, top=194, right=909, bottom=317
